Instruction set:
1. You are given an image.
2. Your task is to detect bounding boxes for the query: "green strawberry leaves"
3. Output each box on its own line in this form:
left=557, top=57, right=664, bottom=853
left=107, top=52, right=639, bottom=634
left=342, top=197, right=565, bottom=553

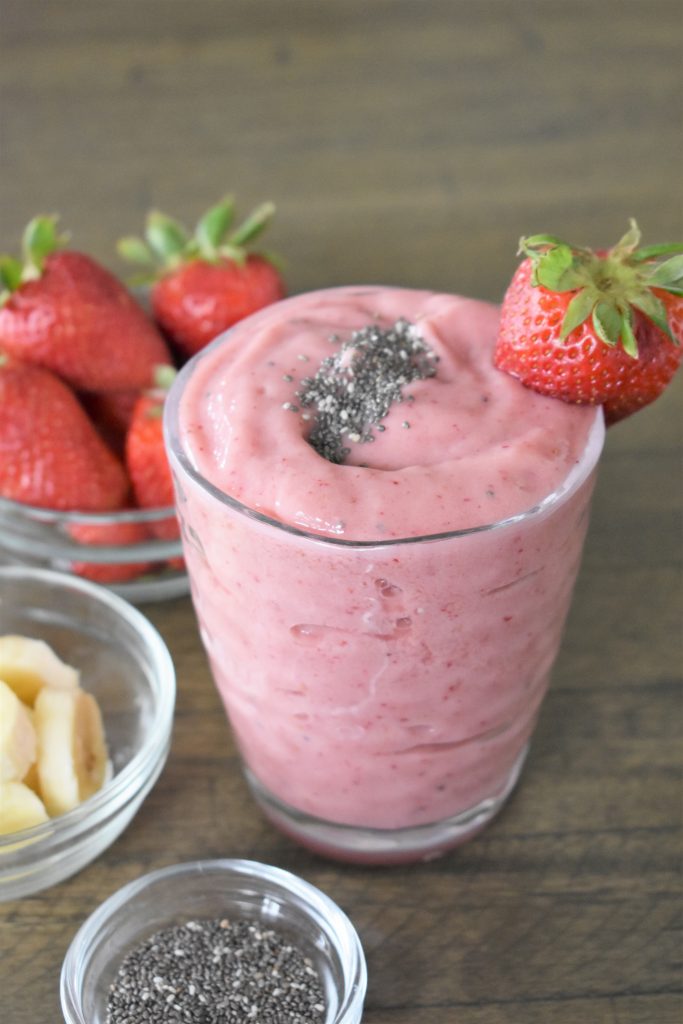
left=534, top=245, right=584, bottom=292
left=592, top=302, right=623, bottom=349
left=117, top=195, right=279, bottom=278
left=647, top=254, right=683, bottom=293
left=146, top=212, right=189, bottom=265
left=117, top=236, right=154, bottom=266
left=0, top=216, right=69, bottom=304
left=195, top=196, right=236, bottom=259
left=561, top=288, right=596, bottom=337
left=0, top=257, right=23, bottom=301
left=227, top=201, right=275, bottom=248
left=520, top=220, right=682, bottom=358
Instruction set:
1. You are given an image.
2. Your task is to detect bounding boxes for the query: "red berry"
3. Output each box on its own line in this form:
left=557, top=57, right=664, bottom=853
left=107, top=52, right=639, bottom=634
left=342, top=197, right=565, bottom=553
left=125, top=375, right=180, bottom=540
left=152, top=254, right=284, bottom=357
left=0, top=217, right=172, bottom=392
left=118, top=196, right=285, bottom=358
left=602, top=292, right=683, bottom=423
left=494, top=222, right=683, bottom=422
left=0, top=359, right=129, bottom=511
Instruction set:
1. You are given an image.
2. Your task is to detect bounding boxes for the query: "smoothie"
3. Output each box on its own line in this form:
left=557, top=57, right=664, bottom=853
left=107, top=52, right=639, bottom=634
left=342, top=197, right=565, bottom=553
left=166, top=286, right=603, bottom=860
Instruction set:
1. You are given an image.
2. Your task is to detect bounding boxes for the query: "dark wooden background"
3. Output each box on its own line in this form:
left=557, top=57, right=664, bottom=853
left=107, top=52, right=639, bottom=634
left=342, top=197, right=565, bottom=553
left=1, top=3, right=681, bottom=1022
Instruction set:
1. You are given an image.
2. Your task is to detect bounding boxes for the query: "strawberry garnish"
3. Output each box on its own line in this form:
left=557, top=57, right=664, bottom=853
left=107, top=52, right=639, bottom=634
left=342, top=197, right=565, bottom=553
left=494, top=221, right=683, bottom=422
left=0, top=216, right=172, bottom=393
left=125, top=366, right=180, bottom=539
left=0, top=357, right=129, bottom=511
left=118, top=195, right=285, bottom=358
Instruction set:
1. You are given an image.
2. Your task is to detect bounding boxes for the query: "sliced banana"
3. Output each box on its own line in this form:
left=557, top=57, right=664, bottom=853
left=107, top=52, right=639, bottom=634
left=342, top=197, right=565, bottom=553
left=22, top=761, right=41, bottom=795
left=34, top=688, right=109, bottom=817
left=0, top=679, right=37, bottom=782
left=0, top=635, right=79, bottom=706
left=0, top=781, right=49, bottom=835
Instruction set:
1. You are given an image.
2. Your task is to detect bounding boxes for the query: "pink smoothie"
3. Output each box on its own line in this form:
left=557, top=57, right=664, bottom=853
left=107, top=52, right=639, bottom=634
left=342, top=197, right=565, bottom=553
left=168, top=287, right=603, bottom=850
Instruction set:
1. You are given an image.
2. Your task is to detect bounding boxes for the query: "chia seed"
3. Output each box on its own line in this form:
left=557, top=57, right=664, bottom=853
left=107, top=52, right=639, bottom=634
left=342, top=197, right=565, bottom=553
left=296, top=318, right=438, bottom=464
left=106, top=918, right=326, bottom=1024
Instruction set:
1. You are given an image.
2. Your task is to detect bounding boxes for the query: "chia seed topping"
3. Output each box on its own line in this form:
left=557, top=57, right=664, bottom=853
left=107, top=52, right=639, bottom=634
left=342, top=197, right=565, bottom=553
left=296, top=318, right=438, bottom=464
left=106, top=917, right=326, bottom=1024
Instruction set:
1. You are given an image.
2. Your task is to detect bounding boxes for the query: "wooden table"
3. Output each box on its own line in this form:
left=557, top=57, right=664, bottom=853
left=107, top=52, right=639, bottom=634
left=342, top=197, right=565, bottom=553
left=1, top=3, right=681, bottom=1021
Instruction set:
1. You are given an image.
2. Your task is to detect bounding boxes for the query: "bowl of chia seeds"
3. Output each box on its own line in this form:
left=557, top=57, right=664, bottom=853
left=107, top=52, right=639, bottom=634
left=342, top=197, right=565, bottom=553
left=60, top=859, right=367, bottom=1024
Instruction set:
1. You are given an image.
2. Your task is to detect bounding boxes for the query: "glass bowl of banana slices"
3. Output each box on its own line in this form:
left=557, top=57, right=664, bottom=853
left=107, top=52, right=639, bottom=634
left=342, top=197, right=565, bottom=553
left=0, top=566, right=176, bottom=900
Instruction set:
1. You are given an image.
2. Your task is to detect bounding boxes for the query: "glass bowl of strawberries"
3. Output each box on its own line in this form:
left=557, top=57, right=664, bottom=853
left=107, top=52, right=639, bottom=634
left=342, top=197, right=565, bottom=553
left=0, top=217, right=186, bottom=600
left=0, top=200, right=285, bottom=602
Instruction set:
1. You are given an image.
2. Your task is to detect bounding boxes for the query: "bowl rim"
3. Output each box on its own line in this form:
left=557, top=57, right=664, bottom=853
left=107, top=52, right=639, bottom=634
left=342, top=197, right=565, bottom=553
left=0, top=566, right=176, bottom=854
left=0, top=492, right=176, bottom=524
left=0, top=491, right=182, bottom=563
left=60, top=858, right=368, bottom=1024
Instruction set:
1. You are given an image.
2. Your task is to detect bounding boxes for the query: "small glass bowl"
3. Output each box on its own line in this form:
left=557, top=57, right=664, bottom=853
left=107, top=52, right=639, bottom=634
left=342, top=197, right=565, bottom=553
left=0, top=495, right=189, bottom=603
left=61, top=859, right=367, bottom=1024
left=0, top=566, right=176, bottom=900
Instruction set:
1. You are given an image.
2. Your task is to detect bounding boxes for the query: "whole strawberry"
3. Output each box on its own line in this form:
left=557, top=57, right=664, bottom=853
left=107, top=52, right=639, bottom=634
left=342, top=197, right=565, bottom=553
left=494, top=221, right=683, bottom=422
left=0, top=357, right=129, bottom=510
left=125, top=367, right=179, bottom=539
left=118, top=195, right=285, bottom=358
left=0, top=216, right=172, bottom=392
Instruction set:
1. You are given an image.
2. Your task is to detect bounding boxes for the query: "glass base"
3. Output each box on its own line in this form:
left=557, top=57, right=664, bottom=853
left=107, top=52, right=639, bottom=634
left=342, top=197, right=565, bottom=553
left=245, top=744, right=529, bottom=865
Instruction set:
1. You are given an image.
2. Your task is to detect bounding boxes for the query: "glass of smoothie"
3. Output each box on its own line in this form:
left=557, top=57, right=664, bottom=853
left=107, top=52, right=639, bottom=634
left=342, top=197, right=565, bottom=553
left=165, top=287, right=604, bottom=864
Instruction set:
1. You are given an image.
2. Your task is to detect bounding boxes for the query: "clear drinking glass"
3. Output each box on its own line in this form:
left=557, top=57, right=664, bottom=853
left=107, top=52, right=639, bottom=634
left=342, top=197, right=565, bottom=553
left=165, top=324, right=604, bottom=864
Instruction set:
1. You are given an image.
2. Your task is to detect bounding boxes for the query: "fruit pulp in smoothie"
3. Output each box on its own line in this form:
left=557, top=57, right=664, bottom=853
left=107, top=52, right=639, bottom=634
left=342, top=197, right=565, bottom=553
left=168, top=287, right=603, bottom=853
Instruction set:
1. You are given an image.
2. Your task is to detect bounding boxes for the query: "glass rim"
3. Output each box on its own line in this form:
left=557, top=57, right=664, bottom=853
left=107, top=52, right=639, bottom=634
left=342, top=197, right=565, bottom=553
left=164, top=322, right=606, bottom=549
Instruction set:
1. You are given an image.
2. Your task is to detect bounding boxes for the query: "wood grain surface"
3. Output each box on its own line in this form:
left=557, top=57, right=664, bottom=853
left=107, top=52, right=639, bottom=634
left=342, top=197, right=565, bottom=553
left=1, top=3, right=681, bottom=1022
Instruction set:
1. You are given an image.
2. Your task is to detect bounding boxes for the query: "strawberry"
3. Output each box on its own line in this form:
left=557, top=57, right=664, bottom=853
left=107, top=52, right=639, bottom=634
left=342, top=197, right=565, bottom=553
left=494, top=221, right=683, bottom=422
left=125, top=367, right=180, bottom=539
left=80, top=389, right=140, bottom=454
left=0, top=357, right=129, bottom=510
left=69, top=518, right=152, bottom=584
left=0, top=216, right=172, bottom=392
left=118, top=195, right=285, bottom=358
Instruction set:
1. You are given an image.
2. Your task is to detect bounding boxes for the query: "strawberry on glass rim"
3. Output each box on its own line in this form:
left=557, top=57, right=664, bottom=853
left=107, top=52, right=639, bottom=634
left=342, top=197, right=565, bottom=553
left=118, top=195, right=286, bottom=359
left=494, top=220, right=683, bottom=423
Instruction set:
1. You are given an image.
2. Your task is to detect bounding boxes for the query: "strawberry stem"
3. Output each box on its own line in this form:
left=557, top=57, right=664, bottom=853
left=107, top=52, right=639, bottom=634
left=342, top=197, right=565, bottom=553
left=519, top=220, right=682, bottom=357
left=118, top=195, right=280, bottom=278
left=0, top=216, right=69, bottom=303
left=195, top=195, right=235, bottom=261
left=153, top=364, right=177, bottom=391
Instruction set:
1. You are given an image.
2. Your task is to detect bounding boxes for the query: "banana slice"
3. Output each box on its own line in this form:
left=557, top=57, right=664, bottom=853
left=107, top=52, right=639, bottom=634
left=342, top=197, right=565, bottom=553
left=0, top=679, right=37, bottom=782
left=22, top=761, right=41, bottom=795
left=34, top=688, right=109, bottom=816
left=0, top=635, right=79, bottom=706
left=0, top=781, right=49, bottom=835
